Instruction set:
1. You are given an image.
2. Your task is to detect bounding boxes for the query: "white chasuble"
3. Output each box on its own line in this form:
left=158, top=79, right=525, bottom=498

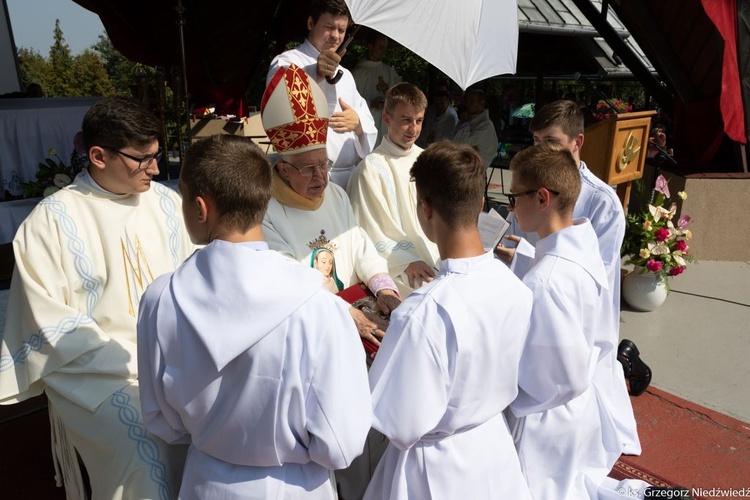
left=263, top=181, right=388, bottom=292
left=365, top=252, right=533, bottom=500
left=0, top=171, right=195, bottom=410
left=509, top=220, right=633, bottom=500
left=346, top=137, right=439, bottom=295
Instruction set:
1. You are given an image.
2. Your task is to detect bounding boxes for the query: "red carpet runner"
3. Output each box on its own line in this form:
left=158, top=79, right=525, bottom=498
left=609, top=387, right=750, bottom=499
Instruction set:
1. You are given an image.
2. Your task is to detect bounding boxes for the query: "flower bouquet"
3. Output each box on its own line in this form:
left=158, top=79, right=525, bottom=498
left=594, top=98, right=633, bottom=121
left=621, top=175, right=695, bottom=288
left=21, top=132, right=89, bottom=198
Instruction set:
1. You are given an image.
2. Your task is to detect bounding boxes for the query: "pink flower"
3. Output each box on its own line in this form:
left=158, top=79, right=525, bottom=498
left=646, top=260, right=663, bottom=272
left=669, top=266, right=685, bottom=276
left=654, top=175, right=670, bottom=198
left=677, top=215, right=692, bottom=229
left=674, top=240, right=687, bottom=252
left=654, top=228, right=670, bottom=242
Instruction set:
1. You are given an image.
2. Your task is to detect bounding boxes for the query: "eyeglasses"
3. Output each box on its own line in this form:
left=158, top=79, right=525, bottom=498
left=507, top=188, right=560, bottom=208
left=280, top=158, right=333, bottom=177
left=103, top=146, right=163, bottom=171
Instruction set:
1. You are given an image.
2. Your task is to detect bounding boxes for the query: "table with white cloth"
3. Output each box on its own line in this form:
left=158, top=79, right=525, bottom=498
left=0, top=97, right=99, bottom=198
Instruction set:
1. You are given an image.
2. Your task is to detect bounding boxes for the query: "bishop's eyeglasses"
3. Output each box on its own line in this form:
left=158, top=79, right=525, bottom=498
left=279, top=159, right=333, bottom=177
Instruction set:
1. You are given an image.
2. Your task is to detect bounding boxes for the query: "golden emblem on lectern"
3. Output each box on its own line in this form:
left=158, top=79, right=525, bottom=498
left=617, top=131, right=641, bottom=172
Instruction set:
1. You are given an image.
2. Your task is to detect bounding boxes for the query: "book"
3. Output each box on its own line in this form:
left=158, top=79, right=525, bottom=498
left=337, top=283, right=389, bottom=363
left=478, top=208, right=510, bottom=250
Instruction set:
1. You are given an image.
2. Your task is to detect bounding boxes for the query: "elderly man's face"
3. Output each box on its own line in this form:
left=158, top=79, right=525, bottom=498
left=277, top=148, right=329, bottom=199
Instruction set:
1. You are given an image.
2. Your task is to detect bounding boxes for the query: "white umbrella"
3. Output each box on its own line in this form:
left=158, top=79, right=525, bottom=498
left=344, top=0, right=518, bottom=90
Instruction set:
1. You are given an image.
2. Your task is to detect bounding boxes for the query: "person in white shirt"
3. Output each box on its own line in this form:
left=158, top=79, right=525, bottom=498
left=351, top=32, right=402, bottom=145
left=496, top=100, right=647, bottom=454
left=364, top=141, right=533, bottom=500
left=266, top=0, right=376, bottom=188
left=452, top=88, right=498, bottom=168
left=347, top=83, right=440, bottom=295
left=506, top=143, right=652, bottom=500
left=0, top=97, right=195, bottom=499
left=137, top=134, right=372, bottom=499
left=420, top=90, right=459, bottom=146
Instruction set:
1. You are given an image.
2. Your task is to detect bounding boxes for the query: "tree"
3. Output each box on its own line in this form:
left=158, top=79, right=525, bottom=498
left=93, top=35, right=153, bottom=97
left=17, top=48, right=52, bottom=94
left=47, top=19, right=75, bottom=96
left=72, top=50, right=116, bottom=97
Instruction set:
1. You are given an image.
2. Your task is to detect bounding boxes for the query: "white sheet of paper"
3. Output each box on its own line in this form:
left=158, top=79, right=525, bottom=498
left=478, top=208, right=510, bottom=250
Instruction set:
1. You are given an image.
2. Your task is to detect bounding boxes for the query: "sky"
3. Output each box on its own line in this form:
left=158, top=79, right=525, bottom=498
left=6, top=0, right=106, bottom=55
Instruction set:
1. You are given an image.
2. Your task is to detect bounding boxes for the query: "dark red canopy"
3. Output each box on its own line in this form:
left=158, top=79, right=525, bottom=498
left=72, top=0, right=308, bottom=115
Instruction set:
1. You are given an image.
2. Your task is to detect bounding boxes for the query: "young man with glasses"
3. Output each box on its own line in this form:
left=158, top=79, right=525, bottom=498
left=505, top=144, right=650, bottom=500
left=496, top=100, right=647, bottom=456
left=262, top=62, right=400, bottom=500
left=0, top=97, right=194, bottom=499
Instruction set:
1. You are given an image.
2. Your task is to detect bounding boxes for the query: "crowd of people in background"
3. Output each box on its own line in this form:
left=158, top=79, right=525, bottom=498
left=0, top=0, right=675, bottom=499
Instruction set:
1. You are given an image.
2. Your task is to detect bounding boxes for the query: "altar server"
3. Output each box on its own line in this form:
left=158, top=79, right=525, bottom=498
left=364, top=141, right=533, bottom=500
left=506, top=144, right=648, bottom=499
left=137, top=134, right=372, bottom=499
left=0, top=97, right=194, bottom=499
left=496, top=99, right=643, bottom=450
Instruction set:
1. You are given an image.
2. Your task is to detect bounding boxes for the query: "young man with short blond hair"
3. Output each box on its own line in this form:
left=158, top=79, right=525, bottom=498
left=347, top=82, right=440, bottom=295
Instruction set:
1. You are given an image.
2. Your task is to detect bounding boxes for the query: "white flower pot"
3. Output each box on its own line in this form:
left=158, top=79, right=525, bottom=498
left=622, top=268, right=668, bottom=312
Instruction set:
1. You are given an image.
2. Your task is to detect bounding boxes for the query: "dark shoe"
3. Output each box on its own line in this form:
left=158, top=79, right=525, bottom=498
left=618, top=339, right=652, bottom=396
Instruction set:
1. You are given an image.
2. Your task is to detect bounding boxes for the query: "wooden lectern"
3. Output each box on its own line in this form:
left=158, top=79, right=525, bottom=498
left=580, top=110, right=656, bottom=210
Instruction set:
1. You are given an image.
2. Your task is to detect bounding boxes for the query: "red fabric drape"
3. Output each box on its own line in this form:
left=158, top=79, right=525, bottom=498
left=701, top=0, right=747, bottom=144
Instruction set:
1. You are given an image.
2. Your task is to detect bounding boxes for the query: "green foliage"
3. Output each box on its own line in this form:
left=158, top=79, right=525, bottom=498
left=47, top=19, right=75, bottom=96
left=18, top=48, right=52, bottom=94
left=20, top=148, right=87, bottom=198
left=16, top=20, right=141, bottom=99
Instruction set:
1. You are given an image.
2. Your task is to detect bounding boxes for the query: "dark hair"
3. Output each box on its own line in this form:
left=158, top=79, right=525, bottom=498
left=410, top=140, right=485, bottom=227
left=529, top=99, right=584, bottom=138
left=385, top=82, right=428, bottom=115
left=465, top=88, right=486, bottom=104
left=181, top=135, right=273, bottom=232
left=509, top=143, right=581, bottom=214
left=82, top=97, right=162, bottom=153
left=309, top=0, right=351, bottom=23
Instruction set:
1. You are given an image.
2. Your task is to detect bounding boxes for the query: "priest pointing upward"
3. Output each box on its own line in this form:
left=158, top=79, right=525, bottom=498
left=267, top=0, right=376, bottom=188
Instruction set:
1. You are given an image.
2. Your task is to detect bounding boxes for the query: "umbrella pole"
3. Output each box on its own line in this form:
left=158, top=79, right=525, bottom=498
left=175, top=0, right=191, bottom=153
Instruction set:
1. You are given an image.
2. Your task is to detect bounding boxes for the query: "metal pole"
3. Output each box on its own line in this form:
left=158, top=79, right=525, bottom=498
left=175, top=0, right=191, bottom=148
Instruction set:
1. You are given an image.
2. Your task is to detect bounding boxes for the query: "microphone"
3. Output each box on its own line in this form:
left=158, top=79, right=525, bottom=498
left=574, top=72, right=621, bottom=116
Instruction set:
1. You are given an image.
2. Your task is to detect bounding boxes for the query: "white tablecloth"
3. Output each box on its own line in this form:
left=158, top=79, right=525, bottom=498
left=0, top=98, right=99, bottom=198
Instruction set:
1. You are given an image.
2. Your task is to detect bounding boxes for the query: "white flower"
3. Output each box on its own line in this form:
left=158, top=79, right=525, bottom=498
left=639, top=248, right=650, bottom=259
left=53, top=174, right=72, bottom=188
left=43, top=186, right=60, bottom=197
left=648, top=242, right=670, bottom=255
left=643, top=220, right=652, bottom=231
left=678, top=191, right=687, bottom=200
